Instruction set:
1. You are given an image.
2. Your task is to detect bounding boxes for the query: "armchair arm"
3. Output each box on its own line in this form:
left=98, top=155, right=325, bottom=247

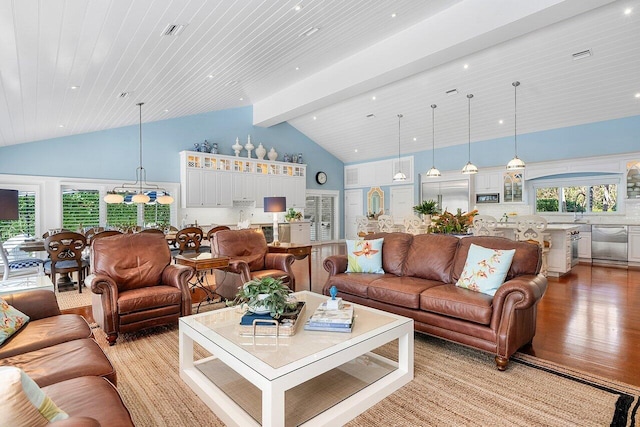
left=87, top=274, right=120, bottom=337
left=1, top=289, right=61, bottom=320
left=264, top=253, right=295, bottom=272
left=161, top=264, right=194, bottom=316
left=323, top=255, right=348, bottom=276
left=227, top=259, right=251, bottom=283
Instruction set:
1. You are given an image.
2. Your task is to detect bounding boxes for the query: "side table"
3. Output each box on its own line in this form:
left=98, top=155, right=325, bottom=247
left=267, top=243, right=312, bottom=291
left=174, top=253, right=230, bottom=312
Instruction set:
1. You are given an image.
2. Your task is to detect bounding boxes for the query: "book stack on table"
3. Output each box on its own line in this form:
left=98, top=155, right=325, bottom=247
left=304, top=302, right=354, bottom=333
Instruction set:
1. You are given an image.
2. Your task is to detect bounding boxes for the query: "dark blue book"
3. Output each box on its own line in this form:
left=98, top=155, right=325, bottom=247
left=240, top=312, right=277, bottom=326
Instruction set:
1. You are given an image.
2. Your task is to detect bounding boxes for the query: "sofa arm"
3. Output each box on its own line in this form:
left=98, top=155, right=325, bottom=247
left=323, top=255, right=348, bottom=276
left=49, top=417, right=101, bottom=427
left=161, top=264, right=194, bottom=316
left=492, top=274, right=548, bottom=313
left=264, top=253, right=295, bottom=273
left=1, top=289, right=61, bottom=320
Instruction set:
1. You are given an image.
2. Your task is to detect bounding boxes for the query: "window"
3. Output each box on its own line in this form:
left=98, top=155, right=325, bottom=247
left=0, top=191, right=36, bottom=239
left=62, top=189, right=100, bottom=231
left=106, top=202, right=138, bottom=228
left=534, top=178, right=618, bottom=214
left=144, top=203, right=170, bottom=228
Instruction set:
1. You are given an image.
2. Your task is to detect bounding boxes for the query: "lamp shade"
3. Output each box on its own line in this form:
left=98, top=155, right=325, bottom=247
left=132, top=193, right=151, bottom=204
left=0, top=189, right=19, bottom=220
left=157, top=194, right=174, bottom=205
left=264, top=197, right=286, bottom=213
left=104, top=192, right=125, bottom=204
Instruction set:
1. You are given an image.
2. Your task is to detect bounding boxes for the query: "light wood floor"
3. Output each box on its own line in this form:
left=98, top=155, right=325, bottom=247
left=68, top=243, right=640, bottom=386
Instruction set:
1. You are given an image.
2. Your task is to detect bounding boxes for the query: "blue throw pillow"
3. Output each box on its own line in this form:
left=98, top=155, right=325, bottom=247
left=455, top=244, right=515, bottom=296
left=346, top=238, right=384, bottom=274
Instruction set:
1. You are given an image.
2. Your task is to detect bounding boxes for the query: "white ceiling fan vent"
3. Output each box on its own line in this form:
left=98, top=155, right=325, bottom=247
left=572, top=49, right=592, bottom=60
left=161, top=24, right=187, bottom=37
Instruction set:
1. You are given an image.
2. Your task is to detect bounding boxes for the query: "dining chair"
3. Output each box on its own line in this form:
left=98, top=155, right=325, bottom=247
left=206, top=226, right=231, bottom=254
left=43, top=231, right=89, bottom=293
left=403, top=215, right=424, bottom=235
left=377, top=215, right=396, bottom=233
left=472, top=215, right=503, bottom=237
left=514, top=215, right=551, bottom=276
left=83, top=226, right=105, bottom=246
left=139, top=228, right=165, bottom=235
left=171, top=227, right=204, bottom=256
left=1, top=239, right=43, bottom=282
left=355, top=216, right=373, bottom=238
left=42, top=228, right=70, bottom=239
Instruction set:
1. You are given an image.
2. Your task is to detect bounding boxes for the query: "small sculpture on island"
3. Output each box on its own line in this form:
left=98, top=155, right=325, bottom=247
left=326, top=285, right=343, bottom=310
left=256, top=143, right=267, bottom=160
left=232, top=137, right=243, bottom=157
left=268, top=147, right=278, bottom=161
left=244, top=134, right=254, bottom=158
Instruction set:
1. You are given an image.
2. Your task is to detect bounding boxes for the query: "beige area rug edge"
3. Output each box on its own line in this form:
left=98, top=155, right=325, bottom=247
left=92, top=326, right=639, bottom=427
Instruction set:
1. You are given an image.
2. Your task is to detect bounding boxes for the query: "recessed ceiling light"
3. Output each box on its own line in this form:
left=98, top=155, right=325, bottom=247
left=58, top=124, right=64, bottom=128
left=313, top=116, right=317, bottom=120
left=294, top=4, right=302, bottom=11
left=446, top=88, right=458, bottom=96
left=572, top=49, right=592, bottom=60
left=207, top=75, right=214, bottom=79
left=300, top=27, right=320, bottom=37
left=391, top=13, right=397, bottom=18
left=624, top=7, right=632, bottom=15
left=463, top=64, right=469, bottom=69
left=239, top=97, right=244, bottom=101
left=355, top=149, right=358, bottom=152
left=499, top=119, right=504, bottom=124
left=371, top=96, right=376, bottom=101
left=70, top=86, right=79, bottom=90
left=295, top=67, right=300, bottom=70
left=635, top=93, right=640, bottom=98
left=413, top=137, right=417, bottom=141
left=163, top=109, right=169, bottom=113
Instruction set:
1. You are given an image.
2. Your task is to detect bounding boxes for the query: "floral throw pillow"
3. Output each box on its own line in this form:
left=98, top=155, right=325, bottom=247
left=346, top=238, right=384, bottom=274
left=0, top=297, right=30, bottom=345
left=455, top=244, right=516, bottom=296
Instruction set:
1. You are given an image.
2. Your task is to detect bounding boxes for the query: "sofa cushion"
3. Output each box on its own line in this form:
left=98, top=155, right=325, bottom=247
left=0, top=297, right=29, bottom=345
left=367, top=232, right=413, bottom=276
left=346, top=238, right=384, bottom=273
left=0, top=338, right=117, bottom=387
left=328, top=273, right=393, bottom=298
left=0, top=314, right=91, bottom=359
left=404, top=234, right=459, bottom=282
left=420, top=284, right=494, bottom=325
left=452, top=236, right=541, bottom=282
left=0, top=366, right=69, bottom=426
left=43, top=376, right=134, bottom=427
left=455, top=244, right=516, bottom=296
left=367, top=276, right=444, bottom=309
left=117, top=285, right=182, bottom=314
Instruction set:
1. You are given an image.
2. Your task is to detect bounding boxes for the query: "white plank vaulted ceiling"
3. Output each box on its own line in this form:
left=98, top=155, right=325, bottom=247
left=0, top=0, right=638, bottom=163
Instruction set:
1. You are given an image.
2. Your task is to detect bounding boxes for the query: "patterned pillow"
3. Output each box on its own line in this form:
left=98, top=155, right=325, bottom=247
left=346, top=238, right=385, bottom=273
left=455, top=244, right=516, bottom=296
left=0, top=297, right=30, bottom=345
left=0, top=366, right=69, bottom=426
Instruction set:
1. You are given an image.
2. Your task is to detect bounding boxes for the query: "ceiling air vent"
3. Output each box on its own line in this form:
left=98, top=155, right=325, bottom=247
left=117, top=92, right=132, bottom=99
left=366, top=113, right=376, bottom=118
left=572, top=49, right=592, bottom=60
left=445, top=89, right=458, bottom=96
left=161, top=24, right=187, bottom=37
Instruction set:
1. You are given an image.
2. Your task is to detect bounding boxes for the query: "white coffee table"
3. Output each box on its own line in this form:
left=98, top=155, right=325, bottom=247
left=0, top=275, right=54, bottom=296
left=179, top=291, right=414, bottom=426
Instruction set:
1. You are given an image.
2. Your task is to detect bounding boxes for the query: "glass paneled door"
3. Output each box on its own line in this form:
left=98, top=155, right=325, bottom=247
left=305, top=192, right=338, bottom=243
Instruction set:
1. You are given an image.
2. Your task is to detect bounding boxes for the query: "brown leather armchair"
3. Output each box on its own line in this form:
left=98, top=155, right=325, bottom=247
left=87, top=233, right=194, bottom=345
left=211, top=228, right=295, bottom=300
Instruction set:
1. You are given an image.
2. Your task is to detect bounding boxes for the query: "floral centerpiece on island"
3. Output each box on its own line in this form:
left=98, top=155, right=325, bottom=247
left=429, top=208, right=478, bottom=235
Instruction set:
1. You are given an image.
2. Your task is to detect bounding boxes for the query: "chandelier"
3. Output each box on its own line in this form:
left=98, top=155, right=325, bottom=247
left=104, top=103, right=174, bottom=204
left=506, top=81, right=526, bottom=170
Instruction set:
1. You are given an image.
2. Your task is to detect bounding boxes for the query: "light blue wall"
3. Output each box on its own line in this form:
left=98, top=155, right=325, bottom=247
left=0, top=105, right=346, bottom=235
left=347, top=114, right=640, bottom=210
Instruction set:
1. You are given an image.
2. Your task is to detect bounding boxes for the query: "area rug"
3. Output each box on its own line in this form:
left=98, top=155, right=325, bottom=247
left=55, top=288, right=92, bottom=310
left=92, top=326, right=639, bottom=427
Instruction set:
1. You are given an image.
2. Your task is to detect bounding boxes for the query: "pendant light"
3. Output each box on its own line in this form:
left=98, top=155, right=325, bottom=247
left=392, top=114, right=407, bottom=182
left=461, top=94, right=478, bottom=174
left=506, top=81, right=526, bottom=170
left=425, top=104, right=441, bottom=177
left=104, top=103, right=174, bottom=204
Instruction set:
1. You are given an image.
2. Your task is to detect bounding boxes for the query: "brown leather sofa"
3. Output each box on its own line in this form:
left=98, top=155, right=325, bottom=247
left=211, top=228, right=296, bottom=300
left=323, top=233, right=548, bottom=370
left=0, top=290, right=134, bottom=426
left=87, top=232, right=194, bottom=345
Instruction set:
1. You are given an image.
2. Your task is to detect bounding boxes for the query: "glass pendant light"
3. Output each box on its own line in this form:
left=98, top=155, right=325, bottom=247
left=506, top=81, right=526, bottom=170
left=425, top=104, right=441, bottom=177
left=392, top=114, right=407, bottom=182
left=461, top=94, right=478, bottom=174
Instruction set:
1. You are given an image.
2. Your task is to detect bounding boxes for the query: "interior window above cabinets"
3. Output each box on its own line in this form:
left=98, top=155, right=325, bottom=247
left=503, top=172, right=523, bottom=203
left=626, top=161, right=640, bottom=199
left=532, top=174, right=620, bottom=215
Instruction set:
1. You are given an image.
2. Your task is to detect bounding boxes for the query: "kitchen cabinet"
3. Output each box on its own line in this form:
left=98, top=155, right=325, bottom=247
left=283, top=221, right=311, bottom=245
left=629, top=226, right=640, bottom=263
left=474, top=171, right=502, bottom=193
left=180, top=151, right=305, bottom=209
left=546, top=229, right=573, bottom=276
left=578, top=231, right=591, bottom=260
left=503, top=172, right=524, bottom=203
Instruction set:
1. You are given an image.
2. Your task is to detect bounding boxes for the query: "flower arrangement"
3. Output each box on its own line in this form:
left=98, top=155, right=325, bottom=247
left=429, top=209, right=478, bottom=234
left=227, top=276, right=296, bottom=318
left=413, top=199, right=439, bottom=216
left=284, top=208, right=303, bottom=222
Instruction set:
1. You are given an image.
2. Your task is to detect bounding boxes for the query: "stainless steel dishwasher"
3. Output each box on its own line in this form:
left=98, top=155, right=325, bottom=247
left=591, top=225, right=628, bottom=262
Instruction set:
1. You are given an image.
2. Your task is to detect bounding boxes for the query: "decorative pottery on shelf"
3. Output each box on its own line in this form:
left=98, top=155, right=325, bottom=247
left=256, top=143, right=267, bottom=160
left=268, top=147, right=278, bottom=161
left=297, top=153, right=304, bottom=164
left=244, top=135, right=254, bottom=158
left=232, top=138, right=243, bottom=157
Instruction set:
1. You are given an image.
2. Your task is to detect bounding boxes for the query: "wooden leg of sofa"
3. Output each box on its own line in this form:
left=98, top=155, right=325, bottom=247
left=107, top=333, right=118, bottom=346
left=495, top=355, right=509, bottom=371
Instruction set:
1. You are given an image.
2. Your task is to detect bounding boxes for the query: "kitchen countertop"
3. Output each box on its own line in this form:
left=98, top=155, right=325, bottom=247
left=495, top=223, right=580, bottom=231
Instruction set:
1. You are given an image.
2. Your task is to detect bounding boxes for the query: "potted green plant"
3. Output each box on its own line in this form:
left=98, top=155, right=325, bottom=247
left=284, top=207, right=302, bottom=222
left=413, top=199, right=439, bottom=223
left=228, top=276, right=297, bottom=318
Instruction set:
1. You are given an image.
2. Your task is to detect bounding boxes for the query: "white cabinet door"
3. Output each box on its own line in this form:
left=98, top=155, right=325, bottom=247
left=232, top=173, right=255, bottom=201
left=547, top=230, right=571, bottom=275
left=629, top=227, right=640, bottom=263
left=290, top=222, right=311, bottom=245
left=578, top=232, right=591, bottom=259
left=474, top=171, right=501, bottom=193
left=203, top=171, right=232, bottom=207
left=185, top=169, right=203, bottom=207
left=254, top=176, right=270, bottom=208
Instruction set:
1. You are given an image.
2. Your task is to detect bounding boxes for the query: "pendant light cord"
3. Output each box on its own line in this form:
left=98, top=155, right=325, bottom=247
left=431, top=105, right=436, bottom=165
left=397, top=114, right=403, bottom=162
left=137, top=102, right=144, bottom=194
left=467, top=94, right=473, bottom=161
left=513, top=81, right=520, bottom=157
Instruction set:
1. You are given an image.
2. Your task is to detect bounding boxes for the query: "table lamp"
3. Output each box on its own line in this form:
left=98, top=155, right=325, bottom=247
left=264, top=196, right=286, bottom=246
